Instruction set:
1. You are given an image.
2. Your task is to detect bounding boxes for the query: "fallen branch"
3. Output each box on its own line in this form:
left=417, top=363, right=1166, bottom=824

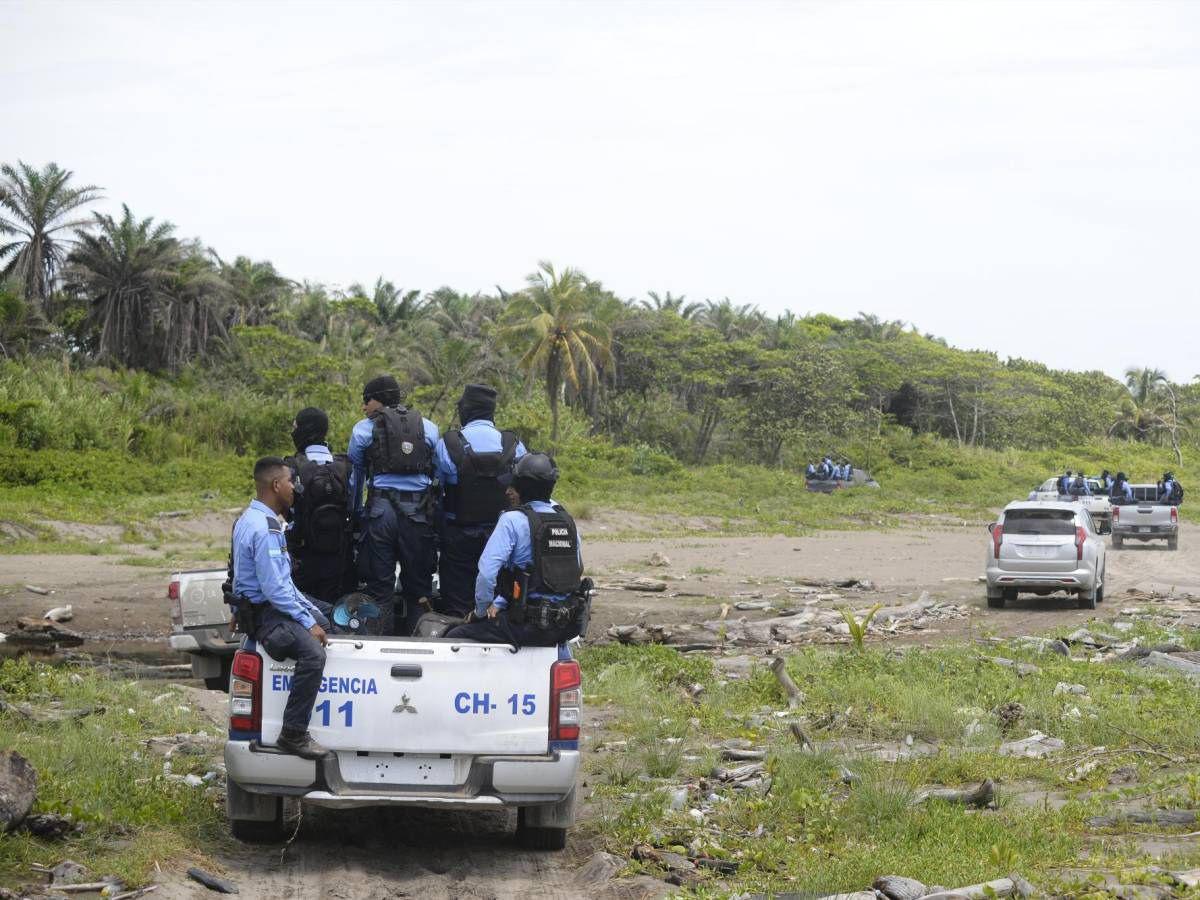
left=788, top=721, right=815, bottom=752
left=912, top=779, right=995, bottom=808
left=23, top=584, right=52, bottom=595
left=919, top=874, right=1032, bottom=900
left=770, top=656, right=804, bottom=709
left=720, top=748, right=765, bottom=761
left=1086, top=809, right=1198, bottom=828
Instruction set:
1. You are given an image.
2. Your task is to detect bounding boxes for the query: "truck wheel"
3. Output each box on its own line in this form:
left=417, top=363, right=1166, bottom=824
left=1002, top=588, right=1017, bottom=603
left=986, top=593, right=1004, bottom=609
left=1168, top=536, right=1179, bottom=551
left=227, top=781, right=285, bottom=843
left=515, top=814, right=567, bottom=851
left=205, top=656, right=233, bottom=692
left=1077, top=587, right=1097, bottom=610
left=1112, top=535, right=1123, bottom=549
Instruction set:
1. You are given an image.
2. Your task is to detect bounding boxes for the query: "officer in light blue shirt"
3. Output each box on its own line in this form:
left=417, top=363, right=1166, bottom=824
left=348, top=375, right=440, bottom=635
left=433, top=384, right=526, bottom=617
left=231, top=456, right=332, bottom=759
left=445, top=454, right=586, bottom=647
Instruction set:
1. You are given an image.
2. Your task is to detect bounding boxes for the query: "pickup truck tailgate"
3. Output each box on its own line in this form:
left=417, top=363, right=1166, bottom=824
left=258, top=637, right=561, bottom=755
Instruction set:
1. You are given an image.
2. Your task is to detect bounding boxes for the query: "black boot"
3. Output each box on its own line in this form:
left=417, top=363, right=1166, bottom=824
left=276, top=727, right=332, bottom=760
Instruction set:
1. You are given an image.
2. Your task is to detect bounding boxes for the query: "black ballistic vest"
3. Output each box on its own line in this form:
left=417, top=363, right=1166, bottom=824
left=443, top=429, right=519, bottom=525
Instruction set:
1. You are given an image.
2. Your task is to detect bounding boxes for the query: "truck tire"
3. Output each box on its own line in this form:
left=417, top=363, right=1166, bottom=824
left=515, top=814, right=567, bottom=851
left=205, top=656, right=233, bottom=692
left=1077, top=586, right=1097, bottom=610
left=1168, top=536, right=1179, bottom=551
left=986, top=593, right=1004, bottom=609
left=1112, top=534, right=1123, bottom=549
left=227, top=781, right=285, bottom=843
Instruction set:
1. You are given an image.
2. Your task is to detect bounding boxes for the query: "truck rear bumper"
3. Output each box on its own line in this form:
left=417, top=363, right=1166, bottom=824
left=224, top=741, right=579, bottom=807
left=1113, top=524, right=1176, bottom=538
left=986, top=566, right=1096, bottom=592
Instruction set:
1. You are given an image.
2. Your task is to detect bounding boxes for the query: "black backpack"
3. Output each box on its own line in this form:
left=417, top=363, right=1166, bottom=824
left=366, top=406, right=431, bottom=477
left=443, top=429, right=520, bottom=525
left=287, top=453, right=351, bottom=555
left=1171, top=481, right=1185, bottom=504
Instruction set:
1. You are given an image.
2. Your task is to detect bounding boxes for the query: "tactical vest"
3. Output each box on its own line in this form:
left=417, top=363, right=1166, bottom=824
left=443, top=429, right=519, bottom=525
left=520, top=503, right=583, bottom=597
left=366, top=406, right=431, bottom=477
left=285, top=452, right=351, bottom=556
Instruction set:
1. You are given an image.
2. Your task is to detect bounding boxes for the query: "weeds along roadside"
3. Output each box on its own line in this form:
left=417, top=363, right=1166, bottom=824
left=0, top=659, right=223, bottom=886
left=576, top=623, right=1200, bottom=896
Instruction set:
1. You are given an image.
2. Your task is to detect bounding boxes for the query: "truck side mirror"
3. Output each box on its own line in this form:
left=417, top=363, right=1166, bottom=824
left=986, top=522, right=995, bottom=534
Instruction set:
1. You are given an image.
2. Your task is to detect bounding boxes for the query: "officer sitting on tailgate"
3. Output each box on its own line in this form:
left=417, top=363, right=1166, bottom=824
left=349, top=375, right=440, bottom=636
left=434, top=384, right=526, bottom=617
left=805, top=462, right=816, bottom=479
left=230, top=457, right=332, bottom=759
left=1069, top=472, right=1091, bottom=496
left=444, top=453, right=590, bottom=647
left=285, top=407, right=353, bottom=603
left=1058, top=469, right=1073, bottom=496
left=1110, top=471, right=1134, bottom=503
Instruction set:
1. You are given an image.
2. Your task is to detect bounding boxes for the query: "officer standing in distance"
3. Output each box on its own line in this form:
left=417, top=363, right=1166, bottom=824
left=231, top=457, right=332, bottom=759
left=434, top=384, right=526, bottom=617
left=349, top=375, right=440, bottom=635
left=285, top=407, right=353, bottom=603
left=445, top=453, right=589, bottom=647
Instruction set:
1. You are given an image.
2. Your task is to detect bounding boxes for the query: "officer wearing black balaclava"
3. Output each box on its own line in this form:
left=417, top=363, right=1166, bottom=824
left=348, top=375, right=440, bottom=635
left=432, top=385, right=526, bottom=617
left=284, top=408, right=354, bottom=602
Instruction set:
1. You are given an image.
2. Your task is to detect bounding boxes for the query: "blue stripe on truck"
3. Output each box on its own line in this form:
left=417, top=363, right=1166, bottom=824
left=549, top=739, right=579, bottom=752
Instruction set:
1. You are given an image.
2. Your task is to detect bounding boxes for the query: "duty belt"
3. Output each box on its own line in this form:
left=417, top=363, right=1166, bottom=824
left=524, top=596, right=580, bottom=630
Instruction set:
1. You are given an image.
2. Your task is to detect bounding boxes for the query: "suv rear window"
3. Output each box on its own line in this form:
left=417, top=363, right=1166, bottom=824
left=1003, top=509, right=1076, bottom=535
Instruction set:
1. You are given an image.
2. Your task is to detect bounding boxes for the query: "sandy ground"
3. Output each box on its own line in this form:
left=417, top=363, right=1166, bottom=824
left=5, top=520, right=1200, bottom=899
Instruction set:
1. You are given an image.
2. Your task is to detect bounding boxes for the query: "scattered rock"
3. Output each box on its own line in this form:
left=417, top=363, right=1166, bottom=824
left=24, top=584, right=53, bottom=595
left=1086, top=809, right=1198, bottom=828
left=667, top=788, right=688, bottom=811
left=646, top=552, right=671, bottom=568
left=1053, top=682, right=1088, bottom=697
left=50, top=860, right=88, bottom=885
left=874, top=875, right=927, bottom=900
left=575, top=851, right=624, bottom=887
left=1139, top=651, right=1200, bottom=680
left=1108, top=765, right=1138, bottom=785
left=999, top=731, right=1065, bottom=759
left=995, top=701, right=1024, bottom=734
left=0, top=750, right=37, bottom=831
left=23, top=812, right=79, bottom=840
left=43, top=605, right=73, bottom=623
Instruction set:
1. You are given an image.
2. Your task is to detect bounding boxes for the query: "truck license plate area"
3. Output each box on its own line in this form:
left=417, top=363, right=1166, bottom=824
left=1139, top=527, right=1151, bottom=533
left=337, top=752, right=460, bottom=786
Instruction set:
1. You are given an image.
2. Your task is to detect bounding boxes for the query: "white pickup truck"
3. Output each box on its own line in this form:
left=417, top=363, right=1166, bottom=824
left=224, top=635, right=581, bottom=848
left=1111, top=484, right=1180, bottom=550
left=167, top=569, right=240, bottom=689
left=1030, top=478, right=1112, bottom=534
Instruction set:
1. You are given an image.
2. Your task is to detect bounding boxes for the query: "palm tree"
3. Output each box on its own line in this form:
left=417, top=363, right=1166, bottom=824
left=699, top=298, right=763, bottom=341
left=350, top=277, right=425, bottom=331
left=0, top=161, right=101, bottom=314
left=1112, top=367, right=1170, bottom=443
left=66, top=205, right=183, bottom=370
left=219, top=255, right=292, bottom=326
left=500, top=261, right=614, bottom=443
left=852, top=312, right=907, bottom=341
left=641, top=291, right=702, bottom=319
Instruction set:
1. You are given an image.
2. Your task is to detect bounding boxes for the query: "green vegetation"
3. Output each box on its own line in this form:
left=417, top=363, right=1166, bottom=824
left=578, top=626, right=1200, bottom=895
left=0, top=659, right=222, bottom=887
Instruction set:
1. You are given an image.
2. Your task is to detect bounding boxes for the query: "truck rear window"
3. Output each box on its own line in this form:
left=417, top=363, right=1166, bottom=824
left=1003, top=509, right=1076, bottom=535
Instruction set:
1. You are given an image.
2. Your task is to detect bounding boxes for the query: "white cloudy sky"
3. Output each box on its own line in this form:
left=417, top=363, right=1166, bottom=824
left=3, top=0, right=1198, bottom=379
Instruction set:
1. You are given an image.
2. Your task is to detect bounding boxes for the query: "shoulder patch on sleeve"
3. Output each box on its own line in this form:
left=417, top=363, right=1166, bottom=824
left=265, top=516, right=283, bottom=533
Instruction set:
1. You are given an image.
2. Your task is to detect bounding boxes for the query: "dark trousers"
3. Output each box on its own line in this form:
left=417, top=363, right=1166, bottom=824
left=444, top=610, right=577, bottom=647
left=255, top=598, right=332, bottom=733
left=437, top=521, right=495, bottom=617
left=293, top=550, right=351, bottom=604
left=358, top=492, right=436, bottom=636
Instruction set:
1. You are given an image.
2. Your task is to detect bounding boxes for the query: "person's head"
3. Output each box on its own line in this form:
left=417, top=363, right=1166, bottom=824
left=508, top=452, right=559, bottom=504
left=456, top=383, right=498, bottom=426
left=1165, top=471, right=1174, bottom=482
left=1117, top=471, right=1127, bottom=482
left=1101, top=469, right=1110, bottom=478
left=291, top=406, right=329, bottom=453
left=1064, top=469, right=1072, bottom=477
left=362, top=375, right=402, bottom=415
left=254, top=456, right=294, bottom=513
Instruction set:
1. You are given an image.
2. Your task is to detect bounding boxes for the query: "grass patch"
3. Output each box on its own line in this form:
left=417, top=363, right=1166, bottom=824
left=578, top=629, right=1200, bottom=895
left=0, top=660, right=223, bottom=888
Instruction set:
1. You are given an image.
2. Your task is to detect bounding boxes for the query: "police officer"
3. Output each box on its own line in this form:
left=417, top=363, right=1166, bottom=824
left=805, top=462, right=816, bottom=479
left=1100, top=469, right=1114, bottom=492
left=286, top=407, right=353, bottom=603
left=1111, top=471, right=1133, bottom=503
left=231, top=457, right=332, bottom=759
left=433, top=384, right=526, bottom=617
left=1059, top=470, right=1073, bottom=496
left=444, top=453, right=587, bottom=647
left=349, top=375, right=440, bottom=635
left=1159, top=471, right=1178, bottom=504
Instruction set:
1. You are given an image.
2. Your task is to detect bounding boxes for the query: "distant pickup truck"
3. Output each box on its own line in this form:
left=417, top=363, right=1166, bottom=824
left=805, top=468, right=879, bottom=494
left=225, top=635, right=581, bottom=848
left=1111, top=484, right=1179, bottom=550
left=168, top=569, right=239, bottom=689
left=1029, top=479, right=1112, bottom=534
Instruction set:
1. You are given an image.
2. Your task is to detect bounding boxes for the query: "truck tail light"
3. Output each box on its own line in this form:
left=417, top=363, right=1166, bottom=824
left=992, top=524, right=1004, bottom=559
left=229, top=650, right=262, bottom=732
left=1075, top=526, right=1086, bottom=561
left=1112, top=506, right=1120, bottom=523
left=549, top=659, right=581, bottom=743
left=1171, top=507, right=1179, bottom=524
left=167, top=578, right=182, bottom=625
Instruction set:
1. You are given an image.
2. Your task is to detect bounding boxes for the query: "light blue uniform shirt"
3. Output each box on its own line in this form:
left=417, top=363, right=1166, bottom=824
left=475, top=499, right=583, bottom=617
left=300, top=444, right=333, bottom=464
left=231, top=499, right=321, bottom=630
left=347, top=413, right=440, bottom=513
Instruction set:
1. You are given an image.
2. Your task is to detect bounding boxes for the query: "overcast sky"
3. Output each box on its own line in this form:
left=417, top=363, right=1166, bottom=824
left=3, top=0, right=1198, bottom=380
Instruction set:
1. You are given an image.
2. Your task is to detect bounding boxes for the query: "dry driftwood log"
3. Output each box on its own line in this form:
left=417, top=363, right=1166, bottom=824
left=919, top=874, right=1033, bottom=900
left=770, top=656, right=804, bottom=708
left=912, top=778, right=995, bottom=808
left=720, top=748, right=766, bottom=761
left=10, top=618, right=85, bottom=648
left=23, top=584, right=52, bottom=596
left=710, top=762, right=765, bottom=783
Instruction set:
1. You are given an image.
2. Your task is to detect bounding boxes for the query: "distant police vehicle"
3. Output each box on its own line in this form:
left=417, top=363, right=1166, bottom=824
left=985, top=501, right=1107, bottom=610
left=224, top=634, right=581, bottom=849
left=1111, top=484, right=1180, bottom=550
left=1029, top=478, right=1112, bottom=534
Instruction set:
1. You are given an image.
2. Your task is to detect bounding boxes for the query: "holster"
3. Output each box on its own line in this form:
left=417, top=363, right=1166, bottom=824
left=231, top=597, right=264, bottom=635
left=499, top=569, right=530, bottom=625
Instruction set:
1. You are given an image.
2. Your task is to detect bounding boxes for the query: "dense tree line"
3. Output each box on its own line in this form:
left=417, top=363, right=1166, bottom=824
left=1, top=160, right=1195, bottom=466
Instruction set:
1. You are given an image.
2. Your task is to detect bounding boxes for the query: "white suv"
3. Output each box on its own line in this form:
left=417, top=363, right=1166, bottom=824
left=985, top=502, right=1106, bottom=610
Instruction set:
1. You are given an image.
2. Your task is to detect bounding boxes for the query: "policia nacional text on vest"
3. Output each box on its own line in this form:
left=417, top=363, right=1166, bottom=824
left=502, top=503, right=592, bottom=637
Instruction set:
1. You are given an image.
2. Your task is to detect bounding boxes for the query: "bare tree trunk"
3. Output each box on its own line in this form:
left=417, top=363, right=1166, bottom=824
left=945, top=386, right=962, bottom=445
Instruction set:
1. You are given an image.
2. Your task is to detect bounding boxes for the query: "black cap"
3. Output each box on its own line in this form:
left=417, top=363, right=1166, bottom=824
left=457, top=383, right=498, bottom=424
left=363, top=375, right=402, bottom=407
left=291, top=406, right=329, bottom=452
